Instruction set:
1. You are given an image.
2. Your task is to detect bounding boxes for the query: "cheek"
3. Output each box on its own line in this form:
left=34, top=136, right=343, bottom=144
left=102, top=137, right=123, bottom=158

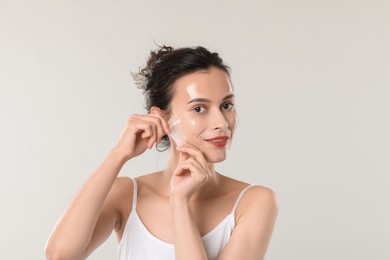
left=228, top=113, right=238, bottom=131
left=181, top=118, right=199, bottom=135
left=179, top=117, right=206, bottom=141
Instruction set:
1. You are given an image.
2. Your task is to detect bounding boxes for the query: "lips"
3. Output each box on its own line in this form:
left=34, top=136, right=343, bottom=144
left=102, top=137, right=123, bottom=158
left=205, top=136, right=230, bottom=147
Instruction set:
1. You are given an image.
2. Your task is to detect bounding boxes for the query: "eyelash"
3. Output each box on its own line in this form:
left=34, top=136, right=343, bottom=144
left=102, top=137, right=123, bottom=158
left=193, top=106, right=206, bottom=113
left=222, top=102, right=234, bottom=110
left=192, top=102, right=235, bottom=113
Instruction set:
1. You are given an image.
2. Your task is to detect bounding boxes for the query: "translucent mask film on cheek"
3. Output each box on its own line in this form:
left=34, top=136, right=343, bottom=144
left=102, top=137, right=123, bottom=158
left=168, top=115, right=185, bottom=146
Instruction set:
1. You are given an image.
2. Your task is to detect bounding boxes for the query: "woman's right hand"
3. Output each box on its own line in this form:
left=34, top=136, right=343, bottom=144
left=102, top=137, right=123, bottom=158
left=112, top=113, right=170, bottom=161
left=46, top=113, right=169, bottom=260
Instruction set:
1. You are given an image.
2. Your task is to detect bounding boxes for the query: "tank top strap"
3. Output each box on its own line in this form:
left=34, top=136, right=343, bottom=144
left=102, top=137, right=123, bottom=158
left=230, top=184, right=254, bottom=214
left=131, top=178, right=138, bottom=212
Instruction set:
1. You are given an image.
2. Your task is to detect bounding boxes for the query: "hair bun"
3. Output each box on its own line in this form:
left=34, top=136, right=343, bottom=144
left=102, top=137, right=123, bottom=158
left=131, top=45, right=174, bottom=91
left=146, top=45, right=174, bottom=69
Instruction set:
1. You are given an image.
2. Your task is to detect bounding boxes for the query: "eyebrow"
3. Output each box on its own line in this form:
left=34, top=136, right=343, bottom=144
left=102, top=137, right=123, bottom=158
left=187, top=94, right=235, bottom=104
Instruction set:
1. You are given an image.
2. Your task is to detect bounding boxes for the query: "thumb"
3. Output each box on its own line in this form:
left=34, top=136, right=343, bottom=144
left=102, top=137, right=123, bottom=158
left=179, top=151, right=189, bottom=163
left=174, top=151, right=188, bottom=176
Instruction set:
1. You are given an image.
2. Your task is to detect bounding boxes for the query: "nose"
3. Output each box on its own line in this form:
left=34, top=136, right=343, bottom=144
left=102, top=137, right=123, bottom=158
left=211, top=109, right=229, bottom=131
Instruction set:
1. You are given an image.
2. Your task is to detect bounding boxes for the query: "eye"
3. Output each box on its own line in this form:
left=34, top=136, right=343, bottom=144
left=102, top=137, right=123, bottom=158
left=221, top=102, right=234, bottom=110
left=193, top=106, right=206, bottom=113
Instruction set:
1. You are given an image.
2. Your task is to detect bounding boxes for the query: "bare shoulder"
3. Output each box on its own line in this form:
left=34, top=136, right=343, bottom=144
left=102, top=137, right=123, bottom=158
left=110, top=176, right=134, bottom=201
left=218, top=174, right=278, bottom=214
left=115, top=176, right=134, bottom=188
left=236, top=185, right=279, bottom=221
left=216, top=177, right=279, bottom=258
left=217, top=183, right=279, bottom=259
left=219, top=174, right=277, bottom=202
left=246, top=185, right=278, bottom=206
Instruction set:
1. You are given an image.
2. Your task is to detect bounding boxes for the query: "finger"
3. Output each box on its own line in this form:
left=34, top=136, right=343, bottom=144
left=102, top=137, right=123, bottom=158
left=144, top=114, right=164, bottom=143
left=174, top=159, right=200, bottom=175
left=151, top=112, right=170, bottom=134
left=176, top=145, right=208, bottom=169
left=177, top=146, right=212, bottom=179
left=179, top=151, right=189, bottom=163
left=175, top=157, right=205, bottom=178
left=175, top=161, right=209, bottom=183
left=132, top=114, right=161, bottom=139
left=131, top=119, right=157, bottom=148
left=131, top=116, right=159, bottom=148
left=133, top=114, right=167, bottom=142
left=147, top=122, right=158, bottom=148
left=180, top=157, right=204, bottom=172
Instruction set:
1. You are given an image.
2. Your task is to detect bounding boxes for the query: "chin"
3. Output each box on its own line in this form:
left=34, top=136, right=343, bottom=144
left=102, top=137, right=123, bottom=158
left=204, top=151, right=228, bottom=163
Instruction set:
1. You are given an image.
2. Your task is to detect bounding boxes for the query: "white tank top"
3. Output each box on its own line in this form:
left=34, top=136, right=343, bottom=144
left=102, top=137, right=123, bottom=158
left=117, top=178, right=253, bottom=260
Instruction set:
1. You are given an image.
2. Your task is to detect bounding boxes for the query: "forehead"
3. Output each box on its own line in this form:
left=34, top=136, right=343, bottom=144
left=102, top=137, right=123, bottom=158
left=172, top=67, right=233, bottom=101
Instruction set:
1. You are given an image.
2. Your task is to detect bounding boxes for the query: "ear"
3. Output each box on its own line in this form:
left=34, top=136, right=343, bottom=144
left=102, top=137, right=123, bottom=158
left=150, top=106, right=166, bottom=117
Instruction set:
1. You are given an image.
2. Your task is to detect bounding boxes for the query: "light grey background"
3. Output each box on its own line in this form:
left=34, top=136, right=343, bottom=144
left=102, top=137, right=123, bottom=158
left=1, top=1, right=389, bottom=259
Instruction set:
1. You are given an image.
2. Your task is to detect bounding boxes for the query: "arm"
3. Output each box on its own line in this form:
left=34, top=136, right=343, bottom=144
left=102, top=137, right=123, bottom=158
left=45, top=113, right=169, bottom=260
left=169, top=146, right=211, bottom=260
left=170, top=197, right=208, bottom=260
left=45, top=150, right=127, bottom=260
left=217, top=187, right=279, bottom=260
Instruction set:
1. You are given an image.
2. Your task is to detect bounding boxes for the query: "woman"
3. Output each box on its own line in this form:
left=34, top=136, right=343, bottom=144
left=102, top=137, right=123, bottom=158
left=45, top=46, right=279, bottom=260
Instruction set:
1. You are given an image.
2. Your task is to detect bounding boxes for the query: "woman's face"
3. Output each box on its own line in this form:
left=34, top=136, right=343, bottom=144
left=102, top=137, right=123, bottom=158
left=168, top=67, right=237, bottom=163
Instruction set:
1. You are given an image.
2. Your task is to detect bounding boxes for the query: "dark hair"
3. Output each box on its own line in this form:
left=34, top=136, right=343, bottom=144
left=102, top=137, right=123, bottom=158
left=133, top=45, right=231, bottom=151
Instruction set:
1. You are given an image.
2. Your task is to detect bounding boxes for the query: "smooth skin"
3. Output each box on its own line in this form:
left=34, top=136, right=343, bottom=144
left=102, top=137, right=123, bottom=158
left=45, top=67, right=279, bottom=260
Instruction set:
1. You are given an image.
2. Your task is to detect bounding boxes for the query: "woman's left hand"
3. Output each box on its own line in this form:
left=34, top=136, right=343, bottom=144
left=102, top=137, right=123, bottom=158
left=170, top=144, right=212, bottom=200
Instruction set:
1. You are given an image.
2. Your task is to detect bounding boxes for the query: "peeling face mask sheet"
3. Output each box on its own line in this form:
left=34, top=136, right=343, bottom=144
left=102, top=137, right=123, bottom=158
left=168, top=84, right=199, bottom=147
left=168, top=115, right=185, bottom=146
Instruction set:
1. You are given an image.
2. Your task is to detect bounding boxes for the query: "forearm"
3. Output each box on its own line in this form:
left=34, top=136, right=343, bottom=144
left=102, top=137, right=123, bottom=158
left=170, top=197, right=208, bottom=260
left=46, top=149, right=127, bottom=259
